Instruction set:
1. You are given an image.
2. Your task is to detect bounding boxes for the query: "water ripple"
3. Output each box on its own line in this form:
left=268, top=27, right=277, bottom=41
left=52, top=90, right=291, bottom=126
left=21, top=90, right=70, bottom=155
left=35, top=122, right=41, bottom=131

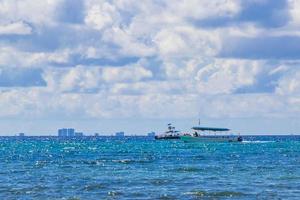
left=0, top=136, right=299, bottom=199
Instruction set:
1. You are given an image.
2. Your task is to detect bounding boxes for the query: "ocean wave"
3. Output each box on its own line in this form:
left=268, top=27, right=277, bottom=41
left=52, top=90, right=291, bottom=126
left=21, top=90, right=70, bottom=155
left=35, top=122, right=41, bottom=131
left=83, top=183, right=107, bottom=191
left=107, top=191, right=122, bottom=197
left=149, top=178, right=172, bottom=186
left=184, top=190, right=246, bottom=198
left=175, top=167, right=204, bottom=173
left=112, top=158, right=153, bottom=164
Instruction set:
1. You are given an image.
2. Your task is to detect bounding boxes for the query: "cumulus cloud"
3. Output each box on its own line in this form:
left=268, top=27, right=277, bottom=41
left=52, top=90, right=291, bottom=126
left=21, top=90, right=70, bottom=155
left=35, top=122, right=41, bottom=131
left=0, top=0, right=61, bottom=25
left=101, top=26, right=156, bottom=57
left=1, top=0, right=300, bottom=128
left=85, top=1, right=118, bottom=30
left=43, top=63, right=153, bottom=93
left=195, top=59, right=263, bottom=94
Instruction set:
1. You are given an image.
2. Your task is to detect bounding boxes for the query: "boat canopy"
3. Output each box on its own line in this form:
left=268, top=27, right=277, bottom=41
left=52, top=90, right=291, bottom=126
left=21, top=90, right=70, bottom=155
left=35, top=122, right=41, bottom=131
left=192, top=127, right=230, bottom=131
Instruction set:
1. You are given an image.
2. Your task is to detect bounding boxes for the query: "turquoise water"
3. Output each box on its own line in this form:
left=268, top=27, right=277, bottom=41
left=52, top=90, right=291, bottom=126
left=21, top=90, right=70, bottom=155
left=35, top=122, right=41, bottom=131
left=0, top=136, right=299, bottom=199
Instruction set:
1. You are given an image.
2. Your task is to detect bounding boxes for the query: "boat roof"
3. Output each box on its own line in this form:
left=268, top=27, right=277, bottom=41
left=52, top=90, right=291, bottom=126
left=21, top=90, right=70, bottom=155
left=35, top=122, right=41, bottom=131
left=192, top=127, right=230, bottom=131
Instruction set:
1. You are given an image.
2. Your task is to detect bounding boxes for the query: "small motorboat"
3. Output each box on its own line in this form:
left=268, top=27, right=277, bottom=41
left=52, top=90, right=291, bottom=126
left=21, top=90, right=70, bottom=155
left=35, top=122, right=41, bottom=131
left=155, top=123, right=181, bottom=140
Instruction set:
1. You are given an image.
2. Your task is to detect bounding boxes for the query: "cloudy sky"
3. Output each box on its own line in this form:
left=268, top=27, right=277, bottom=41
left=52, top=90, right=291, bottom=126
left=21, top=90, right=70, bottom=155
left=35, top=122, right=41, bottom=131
left=1, top=0, right=300, bottom=135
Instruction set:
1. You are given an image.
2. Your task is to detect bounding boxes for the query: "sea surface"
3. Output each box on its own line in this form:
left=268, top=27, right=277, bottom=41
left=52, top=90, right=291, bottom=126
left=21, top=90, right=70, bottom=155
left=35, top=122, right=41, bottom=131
left=0, top=136, right=299, bottom=200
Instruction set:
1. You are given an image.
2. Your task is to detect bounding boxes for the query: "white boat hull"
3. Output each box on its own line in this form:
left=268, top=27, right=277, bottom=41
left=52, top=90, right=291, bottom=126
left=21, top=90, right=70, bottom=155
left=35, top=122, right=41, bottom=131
left=180, top=135, right=242, bottom=143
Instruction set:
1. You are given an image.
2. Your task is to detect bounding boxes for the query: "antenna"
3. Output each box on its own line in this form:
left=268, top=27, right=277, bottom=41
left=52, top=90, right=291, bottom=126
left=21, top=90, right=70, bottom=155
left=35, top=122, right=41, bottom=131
left=197, top=110, right=201, bottom=126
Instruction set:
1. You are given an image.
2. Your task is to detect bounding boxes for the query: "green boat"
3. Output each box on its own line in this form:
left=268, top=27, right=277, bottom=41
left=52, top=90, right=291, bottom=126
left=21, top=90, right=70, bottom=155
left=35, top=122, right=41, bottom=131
left=180, top=126, right=242, bottom=143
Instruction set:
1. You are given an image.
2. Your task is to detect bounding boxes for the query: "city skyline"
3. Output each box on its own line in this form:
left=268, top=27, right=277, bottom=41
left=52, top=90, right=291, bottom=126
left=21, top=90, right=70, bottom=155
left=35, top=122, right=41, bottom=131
left=1, top=117, right=300, bottom=136
left=1, top=0, right=300, bottom=135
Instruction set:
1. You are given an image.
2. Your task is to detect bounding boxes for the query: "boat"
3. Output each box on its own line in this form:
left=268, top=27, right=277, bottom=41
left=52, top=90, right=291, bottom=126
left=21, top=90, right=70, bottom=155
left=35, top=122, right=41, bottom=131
left=155, top=123, right=181, bottom=140
left=180, top=126, right=243, bottom=142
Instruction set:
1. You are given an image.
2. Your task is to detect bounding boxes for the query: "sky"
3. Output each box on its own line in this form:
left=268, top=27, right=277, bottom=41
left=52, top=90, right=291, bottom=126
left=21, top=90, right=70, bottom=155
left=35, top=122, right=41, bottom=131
left=1, top=0, right=300, bottom=135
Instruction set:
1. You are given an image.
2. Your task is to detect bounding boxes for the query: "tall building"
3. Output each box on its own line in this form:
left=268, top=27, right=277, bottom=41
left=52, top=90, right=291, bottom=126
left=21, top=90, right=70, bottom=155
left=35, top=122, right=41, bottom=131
left=58, top=129, right=63, bottom=137
left=62, top=128, right=68, bottom=136
left=67, top=128, right=75, bottom=137
left=58, top=128, right=68, bottom=137
left=58, top=128, right=85, bottom=137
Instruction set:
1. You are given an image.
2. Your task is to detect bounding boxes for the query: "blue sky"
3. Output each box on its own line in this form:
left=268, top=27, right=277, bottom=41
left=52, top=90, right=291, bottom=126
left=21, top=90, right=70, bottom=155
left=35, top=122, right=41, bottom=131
left=1, top=0, right=300, bottom=135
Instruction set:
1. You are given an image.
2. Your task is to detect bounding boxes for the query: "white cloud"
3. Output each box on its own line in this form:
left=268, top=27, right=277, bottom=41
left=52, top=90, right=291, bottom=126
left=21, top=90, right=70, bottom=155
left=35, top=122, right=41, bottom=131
left=59, top=66, right=101, bottom=92
left=85, top=1, right=118, bottom=30
left=0, top=21, right=32, bottom=35
left=195, top=59, right=263, bottom=94
left=165, top=0, right=240, bottom=20
left=110, top=80, right=192, bottom=95
left=1, top=87, right=300, bottom=121
left=161, top=58, right=208, bottom=82
left=101, top=26, right=156, bottom=57
left=276, top=69, right=300, bottom=95
left=102, top=64, right=152, bottom=82
left=0, top=0, right=62, bottom=25
left=154, top=30, right=187, bottom=56
left=0, top=0, right=300, bottom=126
left=288, top=0, right=300, bottom=27
left=43, top=63, right=153, bottom=92
left=0, top=88, right=46, bottom=117
left=0, top=47, right=70, bottom=68
left=43, top=66, right=101, bottom=93
left=154, top=26, right=221, bottom=59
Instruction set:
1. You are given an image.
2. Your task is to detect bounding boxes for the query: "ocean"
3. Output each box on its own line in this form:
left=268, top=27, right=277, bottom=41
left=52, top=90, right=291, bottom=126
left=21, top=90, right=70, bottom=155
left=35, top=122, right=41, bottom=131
left=0, top=136, right=299, bottom=199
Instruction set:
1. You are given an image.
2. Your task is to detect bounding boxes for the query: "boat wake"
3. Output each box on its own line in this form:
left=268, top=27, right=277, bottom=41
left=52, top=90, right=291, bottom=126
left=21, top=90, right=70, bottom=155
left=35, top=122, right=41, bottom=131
left=242, top=140, right=275, bottom=143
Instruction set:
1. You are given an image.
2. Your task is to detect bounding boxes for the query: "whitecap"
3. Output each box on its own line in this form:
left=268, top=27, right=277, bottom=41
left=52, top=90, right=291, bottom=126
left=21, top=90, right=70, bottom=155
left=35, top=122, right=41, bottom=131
left=242, top=140, right=275, bottom=143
